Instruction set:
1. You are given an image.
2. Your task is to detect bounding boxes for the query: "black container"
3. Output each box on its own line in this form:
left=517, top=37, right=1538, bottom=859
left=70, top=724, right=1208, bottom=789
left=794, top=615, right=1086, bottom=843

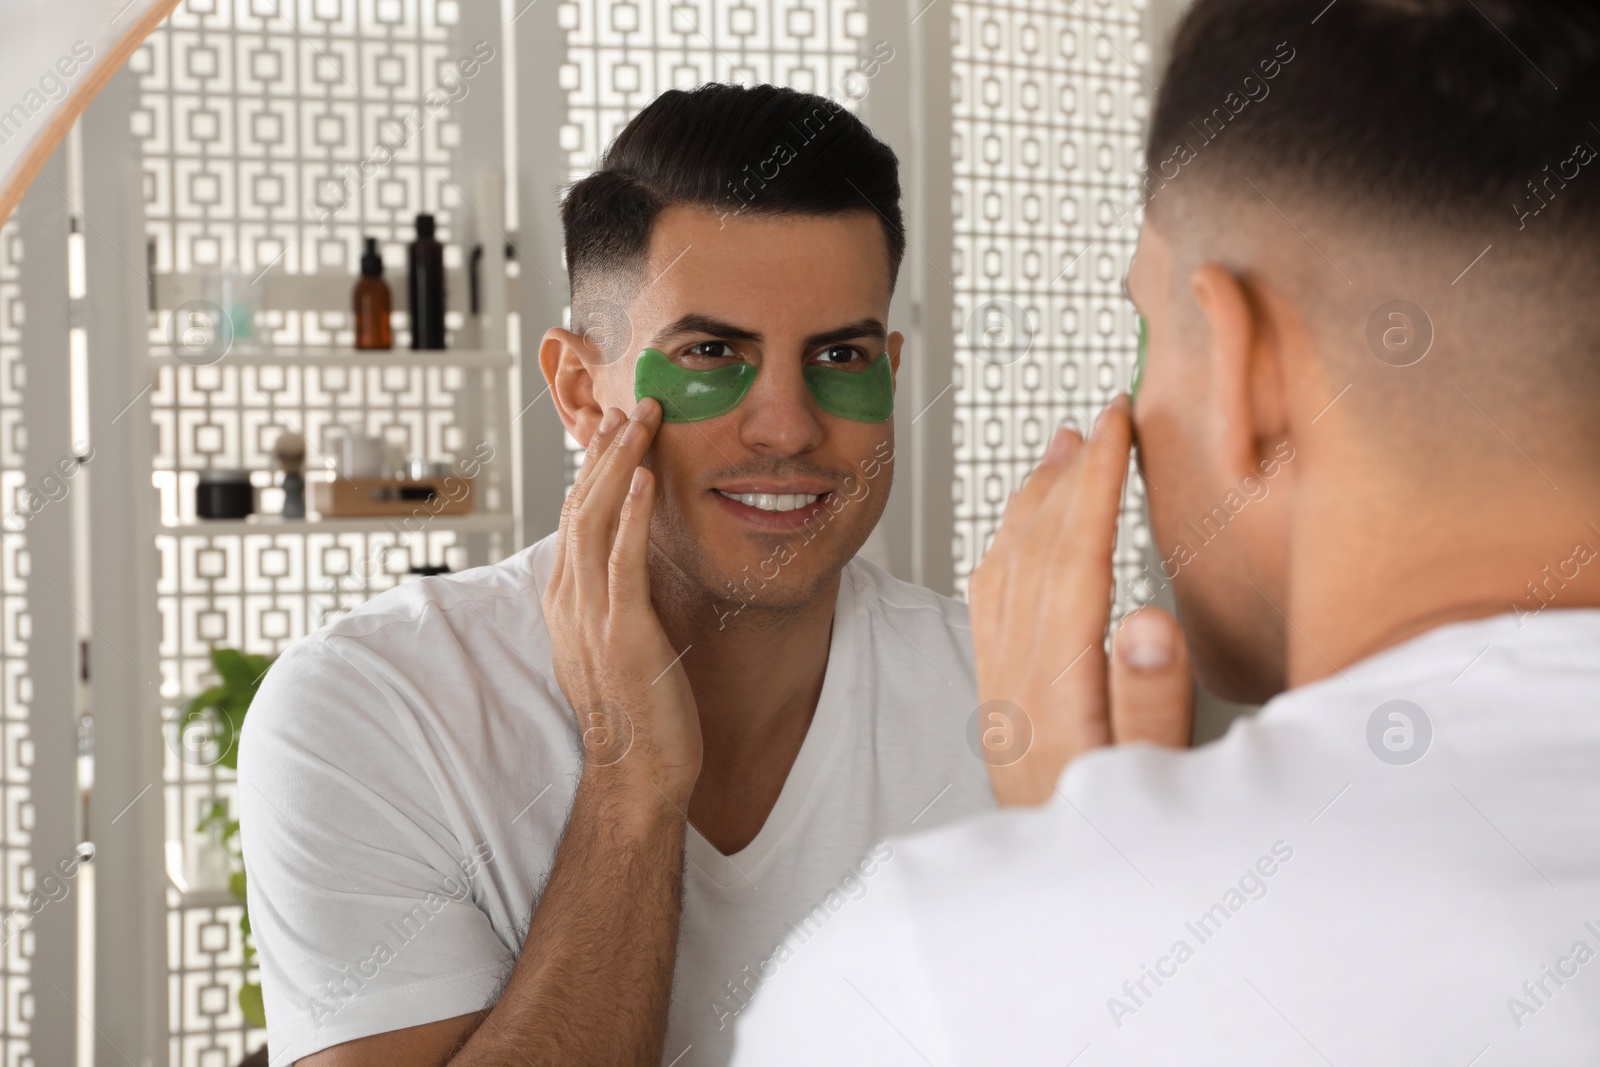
left=408, top=213, right=446, bottom=350
left=195, top=470, right=254, bottom=519
left=280, top=471, right=305, bottom=519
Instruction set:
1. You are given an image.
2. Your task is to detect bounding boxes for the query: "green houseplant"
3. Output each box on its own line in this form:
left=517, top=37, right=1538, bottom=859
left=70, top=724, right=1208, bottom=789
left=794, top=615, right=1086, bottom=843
left=183, top=647, right=275, bottom=1029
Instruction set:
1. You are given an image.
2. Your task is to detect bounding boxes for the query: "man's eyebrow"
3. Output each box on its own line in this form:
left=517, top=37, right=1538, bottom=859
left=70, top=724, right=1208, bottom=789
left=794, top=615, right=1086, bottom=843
left=651, top=314, right=888, bottom=351
left=803, top=318, right=887, bottom=350
left=654, top=314, right=764, bottom=345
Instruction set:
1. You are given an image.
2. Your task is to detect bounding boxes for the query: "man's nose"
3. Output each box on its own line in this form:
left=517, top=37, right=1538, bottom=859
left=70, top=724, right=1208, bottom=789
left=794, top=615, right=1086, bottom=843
left=735, top=360, right=826, bottom=456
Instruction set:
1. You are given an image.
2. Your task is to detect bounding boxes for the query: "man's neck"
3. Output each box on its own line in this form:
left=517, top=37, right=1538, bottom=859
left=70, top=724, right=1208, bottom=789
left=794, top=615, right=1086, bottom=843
left=1288, top=471, right=1600, bottom=688
left=650, top=559, right=842, bottom=854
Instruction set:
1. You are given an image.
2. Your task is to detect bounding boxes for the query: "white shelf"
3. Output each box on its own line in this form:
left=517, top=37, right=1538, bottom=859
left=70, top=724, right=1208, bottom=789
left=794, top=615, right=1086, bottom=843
left=149, top=346, right=514, bottom=369
left=161, top=512, right=515, bottom=535
left=170, top=886, right=239, bottom=912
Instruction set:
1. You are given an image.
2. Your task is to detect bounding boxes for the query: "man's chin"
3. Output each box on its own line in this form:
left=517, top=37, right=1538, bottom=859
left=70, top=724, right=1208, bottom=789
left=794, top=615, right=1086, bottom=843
left=648, top=503, right=872, bottom=621
left=713, top=557, right=843, bottom=614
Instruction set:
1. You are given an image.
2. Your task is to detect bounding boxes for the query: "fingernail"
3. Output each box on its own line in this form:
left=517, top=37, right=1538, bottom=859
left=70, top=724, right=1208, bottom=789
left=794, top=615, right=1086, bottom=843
left=630, top=466, right=648, bottom=494
left=630, top=398, right=652, bottom=421
left=1043, top=427, right=1073, bottom=464
left=599, top=407, right=624, bottom=434
left=1119, top=611, right=1174, bottom=670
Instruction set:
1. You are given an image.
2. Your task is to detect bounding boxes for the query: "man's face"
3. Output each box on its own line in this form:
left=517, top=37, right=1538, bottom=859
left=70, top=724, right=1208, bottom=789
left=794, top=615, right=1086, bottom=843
left=590, top=205, right=902, bottom=616
left=1126, top=220, right=1289, bottom=703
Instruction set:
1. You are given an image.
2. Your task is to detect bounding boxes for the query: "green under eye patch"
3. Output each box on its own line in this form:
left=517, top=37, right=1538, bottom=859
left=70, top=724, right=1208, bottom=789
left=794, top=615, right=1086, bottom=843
left=634, top=348, right=895, bottom=424
left=634, top=347, right=757, bottom=422
left=804, top=352, right=894, bottom=423
left=1130, top=315, right=1148, bottom=404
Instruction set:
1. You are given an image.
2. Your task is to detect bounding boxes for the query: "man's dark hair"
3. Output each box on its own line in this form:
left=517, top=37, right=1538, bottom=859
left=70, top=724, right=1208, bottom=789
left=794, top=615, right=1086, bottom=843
left=561, top=84, right=905, bottom=312
left=1148, top=0, right=1600, bottom=232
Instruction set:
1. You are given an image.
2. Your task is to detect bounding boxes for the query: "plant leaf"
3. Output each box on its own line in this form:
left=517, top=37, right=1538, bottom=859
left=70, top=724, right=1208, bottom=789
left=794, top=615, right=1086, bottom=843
left=197, top=800, right=229, bottom=833
left=183, top=685, right=227, bottom=719
left=239, top=982, right=266, bottom=1027
left=211, top=648, right=259, bottom=692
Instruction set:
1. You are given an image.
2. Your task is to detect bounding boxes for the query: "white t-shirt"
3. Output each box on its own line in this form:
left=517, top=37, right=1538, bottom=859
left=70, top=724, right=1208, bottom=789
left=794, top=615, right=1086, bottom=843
left=238, top=533, right=994, bottom=1067
left=732, top=609, right=1600, bottom=1065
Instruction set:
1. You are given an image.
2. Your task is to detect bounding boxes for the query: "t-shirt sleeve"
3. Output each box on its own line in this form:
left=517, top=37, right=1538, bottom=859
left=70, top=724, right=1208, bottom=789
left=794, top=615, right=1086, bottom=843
left=238, top=636, right=516, bottom=1066
left=731, top=864, right=956, bottom=1066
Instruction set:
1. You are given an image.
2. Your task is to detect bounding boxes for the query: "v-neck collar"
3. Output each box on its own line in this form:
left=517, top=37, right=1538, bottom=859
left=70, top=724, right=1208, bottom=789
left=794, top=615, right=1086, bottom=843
left=684, top=565, right=861, bottom=890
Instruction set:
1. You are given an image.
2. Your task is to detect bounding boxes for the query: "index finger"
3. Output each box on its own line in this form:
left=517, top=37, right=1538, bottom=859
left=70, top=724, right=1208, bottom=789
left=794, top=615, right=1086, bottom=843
left=568, top=399, right=664, bottom=590
left=992, top=395, right=1129, bottom=557
left=580, top=397, right=663, bottom=523
left=565, top=406, right=631, bottom=517
left=1009, top=397, right=1132, bottom=641
left=551, top=406, right=629, bottom=584
left=971, top=397, right=1130, bottom=663
left=1028, top=394, right=1132, bottom=560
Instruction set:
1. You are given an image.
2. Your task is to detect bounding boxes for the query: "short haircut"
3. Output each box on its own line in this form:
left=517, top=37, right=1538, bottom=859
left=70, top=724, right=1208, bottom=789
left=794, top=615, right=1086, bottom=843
left=1147, top=0, right=1600, bottom=233
left=560, top=84, right=905, bottom=313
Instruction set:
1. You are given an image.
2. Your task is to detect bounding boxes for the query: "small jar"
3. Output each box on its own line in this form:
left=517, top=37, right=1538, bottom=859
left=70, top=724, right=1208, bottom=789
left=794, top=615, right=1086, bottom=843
left=195, top=469, right=255, bottom=519
left=406, top=459, right=454, bottom=481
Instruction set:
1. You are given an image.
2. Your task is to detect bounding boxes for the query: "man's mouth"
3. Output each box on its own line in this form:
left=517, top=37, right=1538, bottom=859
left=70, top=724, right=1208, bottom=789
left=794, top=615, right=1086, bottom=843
left=714, top=490, right=824, bottom=513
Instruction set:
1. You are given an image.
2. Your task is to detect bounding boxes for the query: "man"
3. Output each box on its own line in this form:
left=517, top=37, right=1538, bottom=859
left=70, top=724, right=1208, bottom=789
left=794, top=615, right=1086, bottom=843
left=733, top=0, right=1600, bottom=1062
left=238, top=85, right=1030, bottom=1066
left=240, top=81, right=1189, bottom=1067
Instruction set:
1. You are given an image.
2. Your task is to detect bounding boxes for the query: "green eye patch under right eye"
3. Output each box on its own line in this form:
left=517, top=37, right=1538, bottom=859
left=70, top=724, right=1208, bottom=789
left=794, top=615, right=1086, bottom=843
left=634, top=347, right=757, bottom=422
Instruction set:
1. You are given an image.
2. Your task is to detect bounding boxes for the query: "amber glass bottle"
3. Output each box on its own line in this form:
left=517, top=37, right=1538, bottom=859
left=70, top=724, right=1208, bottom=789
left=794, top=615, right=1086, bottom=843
left=353, top=237, right=393, bottom=350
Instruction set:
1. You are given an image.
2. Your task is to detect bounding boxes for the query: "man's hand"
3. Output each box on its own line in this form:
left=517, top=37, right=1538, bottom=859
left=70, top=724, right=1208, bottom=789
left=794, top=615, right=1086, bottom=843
left=284, top=402, right=704, bottom=1067
left=545, top=398, right=702, bottom=808
left=969, top=395, right=1194, bottom=807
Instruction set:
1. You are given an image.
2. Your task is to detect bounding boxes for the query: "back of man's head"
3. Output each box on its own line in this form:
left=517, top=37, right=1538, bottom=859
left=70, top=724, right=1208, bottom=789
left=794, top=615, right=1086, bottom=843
left=1154, top=0, right=1600, bottom=223
left=1147, top=0, right=1600, bottom=455
left=1131, top=0, right=1600, bottom=700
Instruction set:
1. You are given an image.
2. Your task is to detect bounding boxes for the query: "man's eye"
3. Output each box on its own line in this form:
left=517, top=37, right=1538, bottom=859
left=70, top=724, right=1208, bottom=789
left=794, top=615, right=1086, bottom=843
left=684, top=341, right=737, bottom=362
left=816, top=345, right=864, bottom=367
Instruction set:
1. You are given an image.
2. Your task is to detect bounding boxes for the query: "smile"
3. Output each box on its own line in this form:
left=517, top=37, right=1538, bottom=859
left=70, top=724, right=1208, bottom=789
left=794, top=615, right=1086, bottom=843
left=715, top=490, right=823, bottom=513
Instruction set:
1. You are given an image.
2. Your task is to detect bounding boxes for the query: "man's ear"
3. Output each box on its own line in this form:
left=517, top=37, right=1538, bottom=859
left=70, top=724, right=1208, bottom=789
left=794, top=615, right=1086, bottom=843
left=887, top=330, right=904, bottom=392
left=1190, top=264, right=1288, bottom=480
left=540, top=327, right=607, bottom=447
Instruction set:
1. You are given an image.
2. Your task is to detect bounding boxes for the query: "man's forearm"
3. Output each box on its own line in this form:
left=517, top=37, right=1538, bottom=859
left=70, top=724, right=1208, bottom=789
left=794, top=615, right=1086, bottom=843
left=438, top=401, right=699, bottom=1066
left=452, top=771, right=688, bottom=1066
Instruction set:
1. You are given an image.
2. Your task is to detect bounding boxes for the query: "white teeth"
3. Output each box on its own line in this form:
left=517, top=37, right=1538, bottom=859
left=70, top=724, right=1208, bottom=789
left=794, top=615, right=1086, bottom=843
left=717, top=490, right=821, bottom=512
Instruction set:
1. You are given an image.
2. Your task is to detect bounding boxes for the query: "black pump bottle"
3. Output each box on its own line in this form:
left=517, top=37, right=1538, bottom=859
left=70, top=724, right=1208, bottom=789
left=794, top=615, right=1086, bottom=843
left=408, top=213, right=446, bottom=350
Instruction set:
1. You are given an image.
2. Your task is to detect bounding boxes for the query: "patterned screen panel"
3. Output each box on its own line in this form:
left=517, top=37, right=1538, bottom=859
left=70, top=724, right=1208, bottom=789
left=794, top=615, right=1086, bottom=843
left=159, top=519, right=477, bottom=1065
left=557, top=0, right=869, bottom=481
left=133, top=0, right=465, bottom=345
left=950, top=0, right=1150, bottom=603
left=132, top=2, right=496, bottom=1061
left=0, top=222, right=32, bottom=1063
left=559, top=0, right=867, bottom=174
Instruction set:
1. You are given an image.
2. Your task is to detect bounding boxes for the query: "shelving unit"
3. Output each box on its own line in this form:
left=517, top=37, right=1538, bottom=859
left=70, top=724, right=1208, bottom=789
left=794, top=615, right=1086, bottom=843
left=119, top=3, right=523, bottom=1050
left=172, top=887, right=240, bottom=913
left=146, top=317, right=520, bottom=1053
left=150, top=345, right=516, bottom=370
left=147, top=306, right=520, bottom=1062
left=162, top=511, right=515, bottom=535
